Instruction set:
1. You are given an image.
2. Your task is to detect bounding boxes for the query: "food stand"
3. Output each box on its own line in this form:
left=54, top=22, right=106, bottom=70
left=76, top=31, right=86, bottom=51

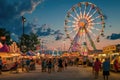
left=0, top=52, right=14, bottom=70
left=0, top=42, right=21, bottom=71
left=103, top=44, right=120, bottom=71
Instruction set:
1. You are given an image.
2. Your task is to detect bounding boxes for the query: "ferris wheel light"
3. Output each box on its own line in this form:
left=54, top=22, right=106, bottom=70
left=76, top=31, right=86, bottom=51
left=101, top=32, right=103, bottom=35
left=101, top=29, right=104, bottom=32
left=64, top=29, right=67, bottom=32
left=67, top=12, right=70, bottom=18
left=67, top=36, right=70, bottom=38
left=65, top=22, right=67, bottom=25
left=85, top=2, right=88, bottom=7
left=97, top=39, right=100, bottom=42
left=103, top=25, right=105, bottom=28
left=72, top=7, right=75, bottom=12
left=65, top=19, right=68, bottom=23
left=91, top=4, right=95, bottom=9
left=96, top=7, right=100, bottom=11
left=78, top=3, right=81, bottom=7
left=101, top=33, right=105, bottom=37
left=96, top=36, right=100, bottom=42
left=101, top=21, right=105, bottom=24
left=98, top=11, right=101, bottom=15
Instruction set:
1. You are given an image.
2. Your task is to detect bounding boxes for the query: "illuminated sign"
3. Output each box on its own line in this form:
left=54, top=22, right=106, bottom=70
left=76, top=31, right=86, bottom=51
left=103, top=45, right=116, bottom=52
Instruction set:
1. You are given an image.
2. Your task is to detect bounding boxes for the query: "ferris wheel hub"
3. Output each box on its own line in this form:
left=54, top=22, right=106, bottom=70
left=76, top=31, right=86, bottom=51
left=78, top=21, right=86, bottom=27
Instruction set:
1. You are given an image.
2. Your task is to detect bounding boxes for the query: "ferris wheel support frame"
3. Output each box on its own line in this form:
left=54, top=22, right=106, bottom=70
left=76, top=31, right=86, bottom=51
left=84, top=24, right=97, bottom=50
left=68, top=27, right=81, bottom=52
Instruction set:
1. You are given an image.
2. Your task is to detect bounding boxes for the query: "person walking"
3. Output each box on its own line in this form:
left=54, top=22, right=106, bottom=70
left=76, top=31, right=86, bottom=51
left=41, top=59, right=47, bottom=72
left=25, top=58, right=30, bottom=72
left=93, top=58, right=101, bottom=79
left=0, top=56, right=2, bottom=74
left=102, top=58, right=110, bottom=80
left=57, top=58, right=63, bottom=72
left=114, top=58, right=119, bottom=72
left=47, top=59, right=52, bottom=74
left=91, top=58, right=95, bottom=74
left=21, top=58, right=25, bottom=72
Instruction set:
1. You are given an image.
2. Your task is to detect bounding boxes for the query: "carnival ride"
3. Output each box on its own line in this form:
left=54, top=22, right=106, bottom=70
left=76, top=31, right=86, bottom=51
left=64, top=2, right=105, bottom=53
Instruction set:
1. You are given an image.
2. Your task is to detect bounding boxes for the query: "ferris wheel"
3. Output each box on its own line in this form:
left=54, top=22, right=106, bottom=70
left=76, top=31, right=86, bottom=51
left=64, top=2, right=105, bottom=52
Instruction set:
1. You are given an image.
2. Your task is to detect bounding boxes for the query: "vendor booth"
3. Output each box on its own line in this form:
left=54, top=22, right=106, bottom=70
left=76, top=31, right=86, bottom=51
left=0, top=42, right=21, bottom=71
left=103, top=44, right=120, bottom=71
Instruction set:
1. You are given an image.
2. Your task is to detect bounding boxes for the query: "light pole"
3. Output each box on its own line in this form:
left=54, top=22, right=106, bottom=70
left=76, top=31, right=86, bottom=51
left=22, top=16, right=26, bottom=35
left=21, top=16, right=26, bottom=52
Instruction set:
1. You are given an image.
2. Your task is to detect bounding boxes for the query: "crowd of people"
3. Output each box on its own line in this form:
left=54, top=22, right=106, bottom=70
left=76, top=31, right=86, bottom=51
left=40, top=57, right=68, bottom=73
left=91, top=57, right=119, bottom=80
left=0, top=56, right=80, bottom=74
left=0, top=56, right=119, bottom=80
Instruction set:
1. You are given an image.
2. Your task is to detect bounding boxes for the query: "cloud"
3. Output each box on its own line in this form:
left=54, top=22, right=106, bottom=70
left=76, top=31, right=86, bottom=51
left=0, top=0, right=43, bottom=37
left=55, top=34, right=63, bottom=40
left=54, top=30, right=64, bottom=40
left=0, top=0, right=64, bottom=41
left=24, top=23, right=64, bottom=40
left=107, top=33, right=120, bottom=40
left=0, top=0, right=43, bottom=23
left=36, top=24, right=53, bottom=36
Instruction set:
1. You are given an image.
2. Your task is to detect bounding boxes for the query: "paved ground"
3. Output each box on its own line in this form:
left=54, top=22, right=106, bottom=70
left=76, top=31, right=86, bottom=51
left=0, top=65, right=120, bottom=80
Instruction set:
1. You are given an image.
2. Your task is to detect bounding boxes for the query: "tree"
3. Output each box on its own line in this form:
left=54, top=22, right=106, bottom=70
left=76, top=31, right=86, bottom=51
left=19, top=32, right=40, bottom=53
left=0, top=28, right=11, bottom=45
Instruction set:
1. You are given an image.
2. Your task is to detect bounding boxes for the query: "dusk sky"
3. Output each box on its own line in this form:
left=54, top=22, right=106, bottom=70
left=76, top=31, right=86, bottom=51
left=0, top=0, right=120, bottom=50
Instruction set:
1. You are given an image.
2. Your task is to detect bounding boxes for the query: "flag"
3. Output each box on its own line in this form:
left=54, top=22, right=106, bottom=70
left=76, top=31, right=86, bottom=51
left=22, top=16, right=26, bottom=23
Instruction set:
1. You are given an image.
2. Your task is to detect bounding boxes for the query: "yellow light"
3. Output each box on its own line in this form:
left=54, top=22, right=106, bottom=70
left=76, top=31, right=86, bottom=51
left=78, top=22, right=85, bottom=27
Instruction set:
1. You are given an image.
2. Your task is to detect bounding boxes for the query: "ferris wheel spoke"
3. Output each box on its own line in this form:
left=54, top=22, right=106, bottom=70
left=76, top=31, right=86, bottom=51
left=73, top=27, right=83, bottom=42
left=83, top=5, right=87, bottom=19
left=88, top=29, right=97, bottom=37
left=90, top=27, right=100, bottom=31
left=65, top=25, right=77, bottom=28
left=86, top=6, right=92, bottom=18
left=88, top=15, right=102, bottom=23
left=69, top=13, right=78, bottom=21
left=78, top=6, right=83, bottom=19
left=90, top=21, right=104, bottom=25
left=67, top=28, right=78, bottom=35
left=72, top=31, right=79, bottom=41
left=88, top=10, right=97, bottom=20
left=65, top=19, right=73, bottom=23
left=86, top=30, right=96, bottom=50
left=72, top=6, right=80, bottom=19
left=71, top=30, right=81, bottom=47
left=66, top=19, right=76, bottom=24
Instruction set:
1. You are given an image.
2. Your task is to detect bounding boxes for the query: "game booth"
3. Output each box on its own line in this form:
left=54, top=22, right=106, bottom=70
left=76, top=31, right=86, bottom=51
left=103, top=45, right=120, bottom=71
left=0, top=42, right=21, bottom=71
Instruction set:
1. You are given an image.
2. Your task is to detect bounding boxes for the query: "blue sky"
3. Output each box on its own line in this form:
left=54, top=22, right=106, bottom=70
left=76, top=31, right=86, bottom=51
left=0, top=0, right=120, bottom=50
